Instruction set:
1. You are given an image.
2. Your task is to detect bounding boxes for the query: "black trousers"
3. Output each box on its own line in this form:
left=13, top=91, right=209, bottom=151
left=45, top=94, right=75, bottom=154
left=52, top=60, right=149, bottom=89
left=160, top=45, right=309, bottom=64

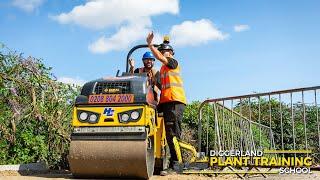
left=158, top=101, right=185, bottom=168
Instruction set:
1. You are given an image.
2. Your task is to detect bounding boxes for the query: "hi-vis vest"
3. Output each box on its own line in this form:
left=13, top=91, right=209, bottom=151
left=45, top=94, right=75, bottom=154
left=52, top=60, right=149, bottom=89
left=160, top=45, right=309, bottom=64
left=160, top=64, right=187, bottom=104
left=139, top=67, right=161, bottom=102
left=138, top=67, right=157, bottom=86
left=138, top=67, right=157, bottom=77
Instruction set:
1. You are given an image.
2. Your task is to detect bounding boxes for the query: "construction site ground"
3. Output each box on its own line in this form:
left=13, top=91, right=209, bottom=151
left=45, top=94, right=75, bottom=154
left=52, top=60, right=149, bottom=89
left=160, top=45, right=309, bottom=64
left=0, top=170, right=319, bottom=180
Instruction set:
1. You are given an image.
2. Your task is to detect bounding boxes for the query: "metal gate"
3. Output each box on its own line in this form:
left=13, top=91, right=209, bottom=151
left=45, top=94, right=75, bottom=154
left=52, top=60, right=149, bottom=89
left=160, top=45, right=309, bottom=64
left=198, top=86, right=320, bottom=164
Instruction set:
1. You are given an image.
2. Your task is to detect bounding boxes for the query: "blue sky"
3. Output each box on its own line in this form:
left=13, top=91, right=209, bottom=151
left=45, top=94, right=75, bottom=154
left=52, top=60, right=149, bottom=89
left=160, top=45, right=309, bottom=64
left=1, top=0, right=319, bottom=102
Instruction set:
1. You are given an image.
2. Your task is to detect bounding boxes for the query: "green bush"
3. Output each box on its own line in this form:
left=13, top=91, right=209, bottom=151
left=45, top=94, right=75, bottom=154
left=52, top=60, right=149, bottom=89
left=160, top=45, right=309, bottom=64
left=0, top=44, right=78, bottom=168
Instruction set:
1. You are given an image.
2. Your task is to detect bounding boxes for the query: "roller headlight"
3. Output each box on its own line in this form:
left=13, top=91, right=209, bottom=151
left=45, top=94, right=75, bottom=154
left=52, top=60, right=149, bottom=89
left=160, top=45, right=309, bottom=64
left=77, top=110, right=100, bottom=123
left=89, top=114, right=98, bottom=123
left=79, top=112, right=88, bottom=121
left=131, top=111, right=140, bottom=120
left=118, top=108, right=143, bottom=123
left=121, top=113, right=130, bottom=122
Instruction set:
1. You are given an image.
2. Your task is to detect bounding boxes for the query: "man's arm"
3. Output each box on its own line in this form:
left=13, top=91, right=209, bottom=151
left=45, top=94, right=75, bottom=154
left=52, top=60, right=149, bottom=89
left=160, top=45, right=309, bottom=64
left=129, top=58, right=135, bottom=73
left=129, top=67, right=134, bottom=73
left=146, top=32, right=169, bottom=65
left=148, top=44, right=169, bottom=65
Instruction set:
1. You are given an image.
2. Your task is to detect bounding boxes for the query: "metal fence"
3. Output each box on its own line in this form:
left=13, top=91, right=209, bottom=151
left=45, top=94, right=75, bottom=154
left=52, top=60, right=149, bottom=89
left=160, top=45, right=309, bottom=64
left=198, top=86, right=320, bottom=164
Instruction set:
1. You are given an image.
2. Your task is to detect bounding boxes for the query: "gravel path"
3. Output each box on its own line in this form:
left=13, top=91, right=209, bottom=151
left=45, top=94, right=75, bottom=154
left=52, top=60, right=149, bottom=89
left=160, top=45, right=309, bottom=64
left=0, top=170, right=319, bottom=179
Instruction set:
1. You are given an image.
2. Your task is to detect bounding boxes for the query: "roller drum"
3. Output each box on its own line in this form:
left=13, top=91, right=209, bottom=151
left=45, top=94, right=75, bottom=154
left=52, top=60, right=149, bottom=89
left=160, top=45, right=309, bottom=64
left=69, top=139, right=154, bottom=179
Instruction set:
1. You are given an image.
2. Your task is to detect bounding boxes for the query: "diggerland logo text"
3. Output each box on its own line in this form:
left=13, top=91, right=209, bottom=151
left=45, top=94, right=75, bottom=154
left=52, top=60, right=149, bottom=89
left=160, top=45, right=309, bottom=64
left=209, top=150, right=313, bottom=174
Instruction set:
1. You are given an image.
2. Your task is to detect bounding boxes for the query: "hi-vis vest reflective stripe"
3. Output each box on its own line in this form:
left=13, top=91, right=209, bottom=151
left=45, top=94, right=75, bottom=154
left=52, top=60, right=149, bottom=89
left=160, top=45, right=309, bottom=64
left=160, top=64, right=187, bottom=104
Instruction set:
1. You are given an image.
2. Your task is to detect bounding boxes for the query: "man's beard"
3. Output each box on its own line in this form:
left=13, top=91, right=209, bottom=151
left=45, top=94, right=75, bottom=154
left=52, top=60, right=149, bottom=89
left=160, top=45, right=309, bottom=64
left=144, top=63, right=153, bottom=69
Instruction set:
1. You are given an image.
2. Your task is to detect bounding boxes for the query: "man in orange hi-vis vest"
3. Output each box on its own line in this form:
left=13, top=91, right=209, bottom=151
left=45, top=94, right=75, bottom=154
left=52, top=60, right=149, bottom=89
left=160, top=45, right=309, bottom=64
left=147, top=32, right=187, bottom=174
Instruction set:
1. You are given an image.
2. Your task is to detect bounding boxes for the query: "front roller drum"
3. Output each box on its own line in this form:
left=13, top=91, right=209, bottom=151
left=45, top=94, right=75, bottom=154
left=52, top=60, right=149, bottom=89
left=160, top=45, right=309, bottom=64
left=69, top=140, right=154, bottom=179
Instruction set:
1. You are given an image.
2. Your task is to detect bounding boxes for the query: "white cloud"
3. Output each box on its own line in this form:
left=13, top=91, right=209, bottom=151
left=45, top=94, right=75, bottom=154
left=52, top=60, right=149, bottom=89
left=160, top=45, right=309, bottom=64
left=88, top=17, right=151, bottom=53
left=57, top=77, right=86, bottom=86
left=89, top=19, right=229, bottom=53
left=12, top=0, right=44, bottom=12
left=169, top=19, right=228, bottom=47
left=53, top=1, right=228, bottom=53
left=234, top=24, right=250, bottom=32
left=52, top=0, right=179, bottom=30
left=52, top=0, right=179, bottom=54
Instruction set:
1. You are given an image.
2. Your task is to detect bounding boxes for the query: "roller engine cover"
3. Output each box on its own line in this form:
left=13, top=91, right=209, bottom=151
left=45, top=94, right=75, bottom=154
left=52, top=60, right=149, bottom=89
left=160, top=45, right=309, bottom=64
left=76, top=73, right=157, bottom=107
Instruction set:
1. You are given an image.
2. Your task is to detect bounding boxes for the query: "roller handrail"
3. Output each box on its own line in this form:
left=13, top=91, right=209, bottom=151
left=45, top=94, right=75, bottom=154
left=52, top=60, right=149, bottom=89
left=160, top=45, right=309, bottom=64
left=125, top=44, right=160, bottom=73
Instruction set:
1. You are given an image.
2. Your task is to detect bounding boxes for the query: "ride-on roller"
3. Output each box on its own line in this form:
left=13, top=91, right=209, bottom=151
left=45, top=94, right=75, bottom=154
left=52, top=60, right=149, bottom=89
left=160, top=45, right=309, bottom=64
left=68, top=39, right=208, bottom=179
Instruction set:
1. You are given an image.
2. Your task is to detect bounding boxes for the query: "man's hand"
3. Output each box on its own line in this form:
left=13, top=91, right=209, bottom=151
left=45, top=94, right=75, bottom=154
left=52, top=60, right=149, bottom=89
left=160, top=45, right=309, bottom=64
left=146, top=32, right=169, bottom=65
left=146, top=31, right=154, bottom=45
left=129, top=58, right=135, bottom=68
left=129, top=58, right=135, bottom=73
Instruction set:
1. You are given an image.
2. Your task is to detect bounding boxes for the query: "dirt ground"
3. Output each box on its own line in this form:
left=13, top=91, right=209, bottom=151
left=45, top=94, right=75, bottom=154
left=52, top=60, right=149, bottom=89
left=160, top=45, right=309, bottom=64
left=0, top=170, right=319, bottom=180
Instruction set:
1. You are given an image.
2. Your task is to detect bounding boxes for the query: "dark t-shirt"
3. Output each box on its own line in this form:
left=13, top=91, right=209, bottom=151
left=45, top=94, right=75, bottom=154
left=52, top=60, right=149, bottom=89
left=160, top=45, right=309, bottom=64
left=166, top=57, right=178, bottom=69
left=133, top=68, right=140, bottom=73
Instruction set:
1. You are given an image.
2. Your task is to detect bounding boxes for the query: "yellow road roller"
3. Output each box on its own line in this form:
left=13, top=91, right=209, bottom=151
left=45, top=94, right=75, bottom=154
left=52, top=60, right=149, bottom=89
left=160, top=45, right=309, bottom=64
left=68, top=43, right=208, bottom=179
